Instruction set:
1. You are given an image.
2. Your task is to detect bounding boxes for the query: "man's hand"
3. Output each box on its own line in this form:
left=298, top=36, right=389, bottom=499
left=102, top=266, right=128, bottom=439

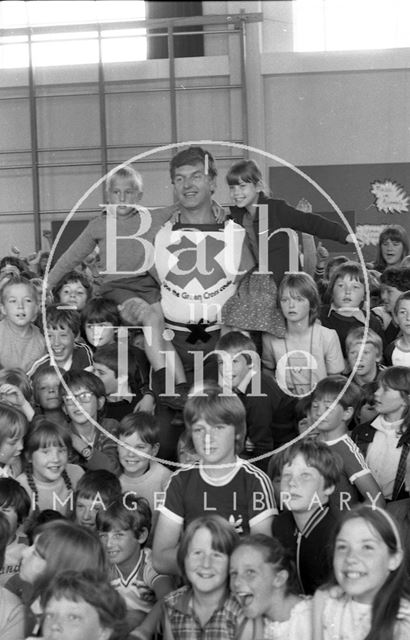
left=118, top=297, right=150, bottom=326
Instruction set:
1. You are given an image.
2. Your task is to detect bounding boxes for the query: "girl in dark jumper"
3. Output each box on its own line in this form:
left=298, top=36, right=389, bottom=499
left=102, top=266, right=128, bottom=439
left=221, top=159, right=355, bottom=338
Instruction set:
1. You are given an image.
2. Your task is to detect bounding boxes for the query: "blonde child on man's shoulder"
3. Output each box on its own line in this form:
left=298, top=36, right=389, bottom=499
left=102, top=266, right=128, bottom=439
left=0, top=274, right=46, bottom=373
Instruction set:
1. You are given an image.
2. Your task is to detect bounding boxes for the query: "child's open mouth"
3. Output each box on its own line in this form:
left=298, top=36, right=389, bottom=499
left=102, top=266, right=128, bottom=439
left=235, top=592, right=254, bottom=607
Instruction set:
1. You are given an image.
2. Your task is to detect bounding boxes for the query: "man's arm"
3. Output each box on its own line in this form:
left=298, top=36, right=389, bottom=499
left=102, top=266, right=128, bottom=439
left=152, top=512, right=182, bottom=576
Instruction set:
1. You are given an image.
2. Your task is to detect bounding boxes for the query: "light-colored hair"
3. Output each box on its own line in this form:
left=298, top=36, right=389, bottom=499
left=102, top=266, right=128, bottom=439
left=278, top=272, right=321, bottom=325
left=106, top=165, right=143, bottom=194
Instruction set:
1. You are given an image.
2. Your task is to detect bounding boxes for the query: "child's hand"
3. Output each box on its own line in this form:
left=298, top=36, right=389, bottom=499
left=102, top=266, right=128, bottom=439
left=0, top=383, right=26, bottom=408
left=296, top=198, right=313, bottom=213
left=0, top=384, right=35, bottom=421
left=27, top=251, right=41, bottom=265
left=134, top=394, right=155, bottom=415
left=316, top=241, right=329, bottom=263
left=211, top=200, right=229, bottom=223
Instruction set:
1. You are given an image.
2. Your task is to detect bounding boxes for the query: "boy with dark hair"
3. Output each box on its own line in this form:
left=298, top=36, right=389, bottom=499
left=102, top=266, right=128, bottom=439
left=96, top=494, right=173, bottom=629
left=117, top=412, right=171, bottom=517
left=320, top=261, right=384, bottom=357
left=272, top=439, right=342, bottom=594
left=310, top=375, right=384, bottom=511
left=212, top=330, right=297, bottom=470
left=27, top=304, right=93, bottom=377
left=93, top=343, right=154, bottom=420
left=152, top=382, right=276, bottom=576
left=73, top=469, right=122, bottom=530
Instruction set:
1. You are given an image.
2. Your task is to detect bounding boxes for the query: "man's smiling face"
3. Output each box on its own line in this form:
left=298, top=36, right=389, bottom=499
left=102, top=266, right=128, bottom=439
left=172, top=162, right=215, bottom=211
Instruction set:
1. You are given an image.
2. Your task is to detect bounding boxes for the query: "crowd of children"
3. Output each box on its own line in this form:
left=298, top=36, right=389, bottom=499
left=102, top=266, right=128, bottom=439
left=0, top=146, right=409, bottom=639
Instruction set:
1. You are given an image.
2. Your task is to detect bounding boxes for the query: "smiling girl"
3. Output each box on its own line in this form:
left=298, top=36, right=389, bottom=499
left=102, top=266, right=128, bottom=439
left=313, top=505, right=410, bottom=640
left=16, top=420, right=84, bottom=515
left=373, top=225, right=409, bottom=273
left=230, top=534, right=312, bottom=640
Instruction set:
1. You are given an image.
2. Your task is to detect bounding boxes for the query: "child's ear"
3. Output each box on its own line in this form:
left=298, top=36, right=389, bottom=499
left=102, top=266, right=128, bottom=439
left=388, top=550, right=403, bottom=572
left=343, top=406, right=354, bottom=422
left=152, top=443, right=160, bottom=457
left=324, top=484, right=335, bottom=497
left=273, top=569, right=288, bottom=590
left=97, top=396, right=105, bottom=410
left=137, top=527, right=149, bottom=545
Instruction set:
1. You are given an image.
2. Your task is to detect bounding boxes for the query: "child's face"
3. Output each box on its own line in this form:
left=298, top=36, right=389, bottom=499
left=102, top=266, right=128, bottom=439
left=31, top=443, right=68, bottom=483
left=279, top=287, right=310, bottom=323
left=58, top=281, right=88, bottom=311
left=230, top=544, right=276, bottom=618
left=75, top=496, right=106, bottom=529
left=35, top=373, right=61, bottom=411
left=107, top=175, right=142, bottom=216
left=0, top=504, right=19, bottom=540
left=347, top=343, right=379, bottom=377
left=332, top=276, right=364, bottom=310
left=118, top=432, right=158, bottom=478
left=191, top=419, right=237, bottom=467
left=280, top=453, right=333, bottom=512
left=310, top=396, right=347, bottom=434
left=47, top=324, right=76, bottom=366
left=380, top=285, right=401, bottom=314
left=0, top=434, right=23, bottom=466
left=229, top=180, right=259, bottom=209
left=93, top=362, right=118, bottom=396
left=217, top=348, right=252, bottom=389
left=99, top=527, right=141, bottom=570
left=1, top=283, right=38, bottom=327
left=333, top=517, right=400, bottom=604
left=381, top=237, right=403, bottom=266
left=185, top=526, right=229, bottom=595
left=373, top=384, right=406, bottom=419
left=62, top=387, right=102, bottom=426
left=395, top=299, right=410, bottom=336
left=85, top=322, right=115, bottom=348
left=42, top=596, right=109, bottom=640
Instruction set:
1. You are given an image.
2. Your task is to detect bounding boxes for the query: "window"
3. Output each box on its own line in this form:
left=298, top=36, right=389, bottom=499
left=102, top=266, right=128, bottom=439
left=293, top=0, right=410, bottom=52
left=0, top=1, right=147, bottom=68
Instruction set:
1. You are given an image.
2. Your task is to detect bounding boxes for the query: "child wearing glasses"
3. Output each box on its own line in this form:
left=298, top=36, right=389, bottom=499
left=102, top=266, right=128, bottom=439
left=60, top=370, right=121, bottom=476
